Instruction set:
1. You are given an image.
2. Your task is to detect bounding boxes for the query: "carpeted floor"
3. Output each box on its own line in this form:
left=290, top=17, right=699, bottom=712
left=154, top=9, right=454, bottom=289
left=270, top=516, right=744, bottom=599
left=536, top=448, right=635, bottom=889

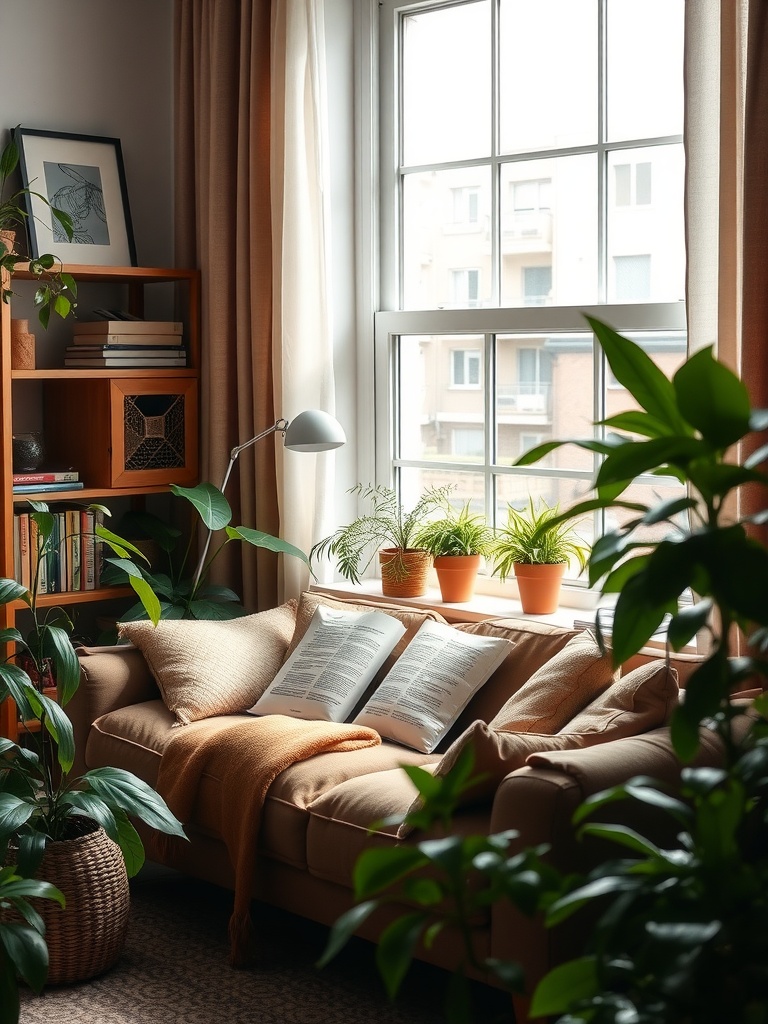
left=19, top=865, right=515, bottom=1024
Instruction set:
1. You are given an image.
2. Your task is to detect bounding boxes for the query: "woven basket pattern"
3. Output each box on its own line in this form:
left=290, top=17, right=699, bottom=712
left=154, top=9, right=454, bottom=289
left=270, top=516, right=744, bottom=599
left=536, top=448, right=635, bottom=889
left=35, top=823, right=130, bottom=985
left=378, top=548, right=431, bottom=598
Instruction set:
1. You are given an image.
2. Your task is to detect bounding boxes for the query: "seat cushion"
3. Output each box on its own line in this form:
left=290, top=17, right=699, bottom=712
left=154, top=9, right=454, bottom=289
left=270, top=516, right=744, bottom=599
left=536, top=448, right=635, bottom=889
left=87, top=701, right=436, bottom=869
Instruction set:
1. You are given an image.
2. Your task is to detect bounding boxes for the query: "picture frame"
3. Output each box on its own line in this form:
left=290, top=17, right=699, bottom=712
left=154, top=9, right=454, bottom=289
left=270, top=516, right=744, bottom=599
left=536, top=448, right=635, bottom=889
left=17, top=128, right=137, bottom=266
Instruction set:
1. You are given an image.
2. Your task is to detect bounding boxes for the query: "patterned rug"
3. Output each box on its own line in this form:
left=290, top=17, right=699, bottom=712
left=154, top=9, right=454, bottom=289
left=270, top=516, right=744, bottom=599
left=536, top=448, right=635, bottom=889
left=19, top=866, right=514, bottom=1024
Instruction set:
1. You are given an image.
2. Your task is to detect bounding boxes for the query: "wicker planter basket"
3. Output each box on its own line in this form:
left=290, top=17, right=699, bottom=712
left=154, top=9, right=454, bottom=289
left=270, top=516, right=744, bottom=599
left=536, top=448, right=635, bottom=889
left=378, top=548, right=431, bottom=598
left=32, top=818, right=130, bottom=985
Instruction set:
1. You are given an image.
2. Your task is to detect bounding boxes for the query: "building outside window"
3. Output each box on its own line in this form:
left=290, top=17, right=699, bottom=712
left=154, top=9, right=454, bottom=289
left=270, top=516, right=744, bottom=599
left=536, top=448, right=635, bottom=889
left=375, top=0, right=687, bottom=589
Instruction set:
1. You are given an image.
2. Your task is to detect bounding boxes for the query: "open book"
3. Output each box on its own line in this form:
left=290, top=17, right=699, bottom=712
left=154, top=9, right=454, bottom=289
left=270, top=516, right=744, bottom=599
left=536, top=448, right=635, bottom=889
left=249, top=605, right=406, bottom=723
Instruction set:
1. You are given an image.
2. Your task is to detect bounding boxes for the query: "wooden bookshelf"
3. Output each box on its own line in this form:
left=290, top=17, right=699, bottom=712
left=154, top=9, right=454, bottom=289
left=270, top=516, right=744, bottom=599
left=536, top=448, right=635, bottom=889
left=0, top=264, right=201, bottom=742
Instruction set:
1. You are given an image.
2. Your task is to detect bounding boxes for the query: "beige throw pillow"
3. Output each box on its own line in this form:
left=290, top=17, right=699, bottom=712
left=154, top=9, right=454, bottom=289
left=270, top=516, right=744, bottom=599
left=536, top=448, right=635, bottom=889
left=396, top=659, right=679, bottom=837
left=490, top=630, right=617, bottom=733
left=118, top=601, right=297, bottom=725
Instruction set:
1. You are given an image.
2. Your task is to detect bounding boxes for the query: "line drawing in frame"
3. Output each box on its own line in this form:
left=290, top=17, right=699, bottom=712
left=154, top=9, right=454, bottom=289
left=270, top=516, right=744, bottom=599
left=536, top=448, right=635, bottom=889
left=17, top=127, right=137, bottom=266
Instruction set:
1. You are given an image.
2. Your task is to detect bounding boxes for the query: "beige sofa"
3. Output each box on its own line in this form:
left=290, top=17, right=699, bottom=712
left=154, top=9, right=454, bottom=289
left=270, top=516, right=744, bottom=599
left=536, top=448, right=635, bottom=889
left=67, top=591, right=722, bottom=1023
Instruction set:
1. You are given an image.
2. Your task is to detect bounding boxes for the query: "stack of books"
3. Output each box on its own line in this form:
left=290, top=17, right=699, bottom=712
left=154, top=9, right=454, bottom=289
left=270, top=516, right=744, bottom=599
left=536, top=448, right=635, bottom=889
left=13, top=470, right=84, bottom=494
left=12, top=507, right=104, bottom=594
left=64, top=318, right=187, bottom=368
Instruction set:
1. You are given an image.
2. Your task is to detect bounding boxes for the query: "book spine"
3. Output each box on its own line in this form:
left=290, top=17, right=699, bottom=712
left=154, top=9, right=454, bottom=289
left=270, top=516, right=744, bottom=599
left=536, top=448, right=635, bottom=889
left=12, top=471, right=79, bottom=484
left=12, top=482, right=86, bottom=494
left=46, top=515, right=60, bottom=594
left=93, top=509, right=104, bottom=588
left=65, top=510, right=80, bottom=592
left=13, top=515, right=21, bottom=584
left=19, top=513, right=30, bottom=592
left=29, top=517, right=45, bottom=595
left=81, top=510, right=95, bottom=591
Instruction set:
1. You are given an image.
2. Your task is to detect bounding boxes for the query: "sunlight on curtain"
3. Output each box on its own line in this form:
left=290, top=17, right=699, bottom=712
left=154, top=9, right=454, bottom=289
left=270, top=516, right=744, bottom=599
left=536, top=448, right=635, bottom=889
left=271, top=0, right=338, bottom=601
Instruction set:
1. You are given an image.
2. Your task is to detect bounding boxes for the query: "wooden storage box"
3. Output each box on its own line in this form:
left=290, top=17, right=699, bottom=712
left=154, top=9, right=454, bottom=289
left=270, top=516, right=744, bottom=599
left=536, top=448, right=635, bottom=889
left=44, top=377, right=199, bottom=489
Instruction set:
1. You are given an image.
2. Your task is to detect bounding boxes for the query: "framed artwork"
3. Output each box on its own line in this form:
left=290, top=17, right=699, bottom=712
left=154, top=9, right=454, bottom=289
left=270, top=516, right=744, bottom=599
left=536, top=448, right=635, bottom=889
left=17, top=128, right=137, bottom=266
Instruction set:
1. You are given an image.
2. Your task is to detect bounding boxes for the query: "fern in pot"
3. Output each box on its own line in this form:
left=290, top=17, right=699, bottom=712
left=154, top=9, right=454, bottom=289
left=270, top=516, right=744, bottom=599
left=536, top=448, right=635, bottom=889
left=310, top=483, right=451, bottom=599
left=490, top=496, right=589, bottom=614
left=0, top=500, right=184, bottom=991
left=413, top=492, right=495, bottom=603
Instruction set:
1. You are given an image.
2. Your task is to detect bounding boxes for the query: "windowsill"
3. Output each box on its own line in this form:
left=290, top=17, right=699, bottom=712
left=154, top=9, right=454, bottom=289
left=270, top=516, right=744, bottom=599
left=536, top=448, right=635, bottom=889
left=309, top=577, right=613, bottom=629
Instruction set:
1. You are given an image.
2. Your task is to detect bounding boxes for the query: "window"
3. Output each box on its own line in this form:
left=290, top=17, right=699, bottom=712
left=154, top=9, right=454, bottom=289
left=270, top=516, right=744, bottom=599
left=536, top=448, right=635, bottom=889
left=522, top=266, right=552, bottom=306
left=451, top=268, right=480, bottom=307
left=614, top=162, right=652, bottom=206
left=452, top=186, right=480, bottom=224
left=375, top=0, right=687, bottom=588
left=451, top=349, right=481, bottom=388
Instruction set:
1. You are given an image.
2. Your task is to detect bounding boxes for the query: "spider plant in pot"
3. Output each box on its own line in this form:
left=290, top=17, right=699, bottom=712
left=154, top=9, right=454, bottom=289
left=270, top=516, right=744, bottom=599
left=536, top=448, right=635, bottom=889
left=491, top=496, right=589, bottom=614
left=0, top=500, right=184, bottom=988
left=105, top=481, right=310, bottom=622
left=310, top=483, right=452, bottom=599
left=0, top=126, right=77, bottom=329
left=413, top=493, right=495, bottom=603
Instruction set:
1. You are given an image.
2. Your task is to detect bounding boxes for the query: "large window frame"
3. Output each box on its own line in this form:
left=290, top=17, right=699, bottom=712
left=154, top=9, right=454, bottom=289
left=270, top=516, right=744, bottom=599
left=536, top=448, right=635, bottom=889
left=370, top=0, right=686, bottom=601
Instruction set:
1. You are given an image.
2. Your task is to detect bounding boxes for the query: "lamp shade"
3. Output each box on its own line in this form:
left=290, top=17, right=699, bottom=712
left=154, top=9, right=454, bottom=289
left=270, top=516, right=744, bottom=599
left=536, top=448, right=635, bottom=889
left=283, top=409, right=346, bottom=452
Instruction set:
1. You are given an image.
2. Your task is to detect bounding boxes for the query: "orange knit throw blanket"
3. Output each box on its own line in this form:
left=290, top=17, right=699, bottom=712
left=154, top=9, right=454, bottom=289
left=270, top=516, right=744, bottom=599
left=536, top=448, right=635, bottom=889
left=156, top=714, right=381, bottom=966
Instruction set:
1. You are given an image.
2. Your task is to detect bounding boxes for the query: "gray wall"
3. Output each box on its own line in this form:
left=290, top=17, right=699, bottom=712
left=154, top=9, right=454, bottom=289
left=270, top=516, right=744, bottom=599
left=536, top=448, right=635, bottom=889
left=0, top=0, right=174, bottom=268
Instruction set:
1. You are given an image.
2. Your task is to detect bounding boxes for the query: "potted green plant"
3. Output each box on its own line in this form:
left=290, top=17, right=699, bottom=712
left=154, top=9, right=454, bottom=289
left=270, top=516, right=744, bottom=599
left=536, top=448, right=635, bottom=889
left=106, top=481, right=310, bottom=622
left=490, top=496, right=589, bottom=613
left=310, top=483, right=451, bottom=599
left=0, top=127, right=77, bottom=328
left=413, top=492, right=495, bottom=603
left=0, top=499, right=183, bottom=991
left=321, top=318, right=768, bottom=1024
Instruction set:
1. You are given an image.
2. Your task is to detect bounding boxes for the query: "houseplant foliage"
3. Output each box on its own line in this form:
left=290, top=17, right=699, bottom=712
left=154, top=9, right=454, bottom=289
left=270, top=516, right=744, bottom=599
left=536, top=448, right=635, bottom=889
left=490, top=496, right=589, bottom=579
left=310, top=483, right=451, bottom=585
left=0, top=127, right=77, bottom=328
left=491, top=496, right=588, bottom=613
left=321, top=318, right=768, bottom=1024
left=108, top=481, right=310, bottom=620
left=413, top=491, right=496, bottom=602
left=0, top=865, right=64, bottom=1024
left=0, top=500, right=184, bottom=883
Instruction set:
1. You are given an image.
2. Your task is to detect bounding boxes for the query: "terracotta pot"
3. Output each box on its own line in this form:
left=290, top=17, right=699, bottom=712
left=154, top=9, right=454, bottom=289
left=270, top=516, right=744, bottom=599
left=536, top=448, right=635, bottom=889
left=378, top=548, right=430, bottom=598
left=0, top=228, right=15, bottom=256
left=514, top=562, right=566, bottom=614
left=433, top=554, right=481, bottom=603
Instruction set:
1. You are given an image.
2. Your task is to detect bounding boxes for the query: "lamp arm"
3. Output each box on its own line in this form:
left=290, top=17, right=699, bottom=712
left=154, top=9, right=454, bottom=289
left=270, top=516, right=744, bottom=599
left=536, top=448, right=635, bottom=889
left=192, top=419, right=288, bottom=591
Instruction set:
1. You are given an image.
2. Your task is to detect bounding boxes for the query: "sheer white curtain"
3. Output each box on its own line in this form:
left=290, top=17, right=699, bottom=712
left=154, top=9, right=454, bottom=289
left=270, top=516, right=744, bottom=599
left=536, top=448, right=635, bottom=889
left=271, top=0, right=338, bottom=600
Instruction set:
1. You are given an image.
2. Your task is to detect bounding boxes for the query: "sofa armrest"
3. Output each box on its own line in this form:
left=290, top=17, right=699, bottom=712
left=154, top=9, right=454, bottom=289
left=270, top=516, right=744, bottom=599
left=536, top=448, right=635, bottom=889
left=486, top=724, right=731, bottom=993
left=67, top=645, right=158, bottom=778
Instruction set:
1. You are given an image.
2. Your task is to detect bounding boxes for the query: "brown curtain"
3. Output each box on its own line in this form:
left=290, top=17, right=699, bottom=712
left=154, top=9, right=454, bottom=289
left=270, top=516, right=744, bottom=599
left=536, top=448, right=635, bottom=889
left=740, top=4, right=768, bottom=548
left=174, top=0, right=279, bottom=611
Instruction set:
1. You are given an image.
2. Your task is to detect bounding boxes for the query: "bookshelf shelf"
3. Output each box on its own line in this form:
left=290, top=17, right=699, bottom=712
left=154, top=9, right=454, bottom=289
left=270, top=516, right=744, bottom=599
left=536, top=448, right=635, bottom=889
left=1, top=263, right=202, bottom=742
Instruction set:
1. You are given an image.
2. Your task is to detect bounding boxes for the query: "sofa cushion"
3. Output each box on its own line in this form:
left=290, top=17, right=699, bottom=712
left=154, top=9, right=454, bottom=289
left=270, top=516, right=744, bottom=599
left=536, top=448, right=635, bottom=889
left=445, top=618, right=581, bottom=742
left=117, top=601, right=297, bottom=724
left=353, top=620, right=514, bottom=753
left=558, top=660, right=679, bottom=738
left=86, top=699, right=175, bottom=786
left=306, top=766, right=487, bottom=890
left=489, top=630, right=617, bottom=732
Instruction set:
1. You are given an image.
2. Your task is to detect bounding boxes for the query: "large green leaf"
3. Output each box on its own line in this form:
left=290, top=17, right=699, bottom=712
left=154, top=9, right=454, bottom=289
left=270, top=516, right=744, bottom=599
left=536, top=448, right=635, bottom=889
left=226, top=526, right=310, bottom=569
left=595, top=436, right=707, bottom=489
left=674, top=346, right=751, bottom=448
left=586, top=316, right=689, bottom=432
left=0, top=921, right=49, bottom=997
left=0, top=794, right=35, bottom=838
left=28, top=690, right=76, bottom=774
left=39, top=623, right=80, bottom=705
left=353, top=846, right=427, bottom=899
left=188, top=599, right=245, bottom=620
left=171, top=482, right=231, bottom=530
left=317, top=900, right=379, bottom=968
left=531, top=955, right=599, bottom=1016
left=376, top=913, right=428, bottom=1000
left=80, top=767, right=186, bottom=838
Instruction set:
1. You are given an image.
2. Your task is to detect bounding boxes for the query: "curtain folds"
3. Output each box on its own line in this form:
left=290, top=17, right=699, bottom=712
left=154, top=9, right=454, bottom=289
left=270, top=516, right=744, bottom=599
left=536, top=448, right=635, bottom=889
left=271, top=0, right=337, bottom=602
left=174, top=0, right=279, bottom=611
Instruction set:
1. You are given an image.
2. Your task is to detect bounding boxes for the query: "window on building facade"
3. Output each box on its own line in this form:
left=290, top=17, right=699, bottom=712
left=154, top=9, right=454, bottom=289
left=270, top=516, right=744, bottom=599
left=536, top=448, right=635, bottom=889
left=375, top=0, right=687, bottom=589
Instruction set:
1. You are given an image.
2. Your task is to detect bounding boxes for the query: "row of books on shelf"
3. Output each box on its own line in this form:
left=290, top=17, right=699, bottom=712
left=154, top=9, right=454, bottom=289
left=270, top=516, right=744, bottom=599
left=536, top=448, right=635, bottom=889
left=65, top=317, right=187, bottom=368
left=13, top=470, right=84, bottom=495
left=12, top=509, right=105, bottom=595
